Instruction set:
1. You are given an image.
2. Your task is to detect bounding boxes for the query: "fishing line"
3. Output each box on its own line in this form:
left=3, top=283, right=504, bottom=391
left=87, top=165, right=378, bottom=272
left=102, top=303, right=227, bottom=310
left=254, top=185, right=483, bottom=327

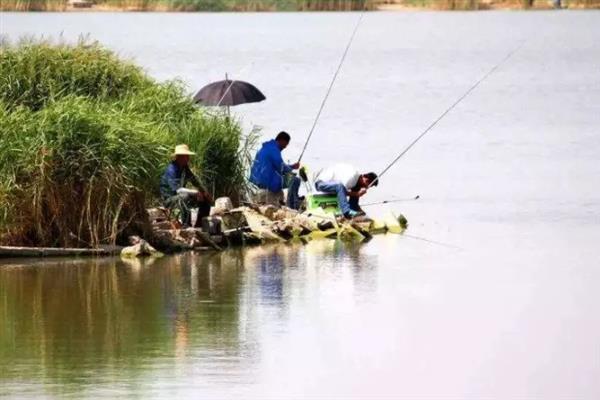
left=402, top=233, right=462, bottom=250
left=297, top=9, right=367, bottom=163
left=216, top=78, right=234, bottom=107
left=371, top=41, right=526, bottom=187
left=362, top=195, right=420, bottom=207
left=216, top=62, right=255, bottom=107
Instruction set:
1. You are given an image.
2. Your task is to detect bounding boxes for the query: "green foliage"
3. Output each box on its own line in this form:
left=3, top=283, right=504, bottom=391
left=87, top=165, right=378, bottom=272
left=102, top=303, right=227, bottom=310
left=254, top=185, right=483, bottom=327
left=167, top=0, right=231, bottom=11
left=0, top=1, right=67, bottom=11
left=0, top=38, right=150, bottom=111
left=0, top=39, right=252, bottom=247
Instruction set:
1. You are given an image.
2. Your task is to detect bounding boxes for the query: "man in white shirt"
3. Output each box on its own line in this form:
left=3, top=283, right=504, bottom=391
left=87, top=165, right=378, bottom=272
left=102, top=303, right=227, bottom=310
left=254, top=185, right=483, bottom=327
left=314, top=163, right=378, bottom=218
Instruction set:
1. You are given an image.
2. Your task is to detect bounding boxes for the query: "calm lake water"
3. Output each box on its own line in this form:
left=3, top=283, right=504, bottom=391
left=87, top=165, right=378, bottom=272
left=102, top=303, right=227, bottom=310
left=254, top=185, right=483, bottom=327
left=2, top=10, right=600, bottom=399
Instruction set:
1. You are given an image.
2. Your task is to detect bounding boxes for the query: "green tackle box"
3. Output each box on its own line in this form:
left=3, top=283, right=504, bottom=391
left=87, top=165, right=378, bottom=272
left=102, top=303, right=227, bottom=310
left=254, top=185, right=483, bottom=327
left=306, top=193, right=340, bottom=214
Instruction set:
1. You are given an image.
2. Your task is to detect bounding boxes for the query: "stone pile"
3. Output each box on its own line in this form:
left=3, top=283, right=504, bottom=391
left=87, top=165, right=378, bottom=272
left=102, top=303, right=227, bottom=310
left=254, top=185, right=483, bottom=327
left=137, top=197, right=408, bottom=256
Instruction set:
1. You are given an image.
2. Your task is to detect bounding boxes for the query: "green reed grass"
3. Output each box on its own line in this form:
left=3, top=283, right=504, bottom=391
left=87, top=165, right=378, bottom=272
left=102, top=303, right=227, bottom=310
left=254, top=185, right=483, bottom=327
left=0, top=39, right=253, bottom=247
left=0, top=39, right=150, bottom=111
left=0, top=0, right=66, bottom=11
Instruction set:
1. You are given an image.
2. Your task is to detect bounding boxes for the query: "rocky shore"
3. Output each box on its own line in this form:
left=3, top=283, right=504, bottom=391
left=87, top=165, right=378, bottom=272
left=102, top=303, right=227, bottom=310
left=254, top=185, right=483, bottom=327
left=4, top=0, right=596, bottom=12
left=134, top=197, right=408, bottom=258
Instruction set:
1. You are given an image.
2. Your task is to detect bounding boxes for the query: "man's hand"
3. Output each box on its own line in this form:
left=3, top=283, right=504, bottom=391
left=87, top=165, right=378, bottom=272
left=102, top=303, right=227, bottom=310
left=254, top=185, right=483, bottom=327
left=290, top=162, right=300, bottom=170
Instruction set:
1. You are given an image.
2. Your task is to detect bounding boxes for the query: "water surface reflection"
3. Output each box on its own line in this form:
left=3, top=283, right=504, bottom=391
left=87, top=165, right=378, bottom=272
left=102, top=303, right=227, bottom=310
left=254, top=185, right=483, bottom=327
left=0, top=240, right=375, bottom=397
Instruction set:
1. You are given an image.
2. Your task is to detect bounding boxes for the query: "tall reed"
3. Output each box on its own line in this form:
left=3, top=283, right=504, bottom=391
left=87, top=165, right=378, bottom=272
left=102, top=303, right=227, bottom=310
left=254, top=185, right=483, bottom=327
left=0, top=39, right=252, bottom=247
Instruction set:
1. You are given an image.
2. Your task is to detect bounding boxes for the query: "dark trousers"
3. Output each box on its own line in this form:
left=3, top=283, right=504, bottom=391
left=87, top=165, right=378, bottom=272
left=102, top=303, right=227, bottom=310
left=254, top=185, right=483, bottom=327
left=286, top=175, right=302, bottom=210
left=164, top=193, right=211, bottom=228
left=349, top=196, right=362, bottom=212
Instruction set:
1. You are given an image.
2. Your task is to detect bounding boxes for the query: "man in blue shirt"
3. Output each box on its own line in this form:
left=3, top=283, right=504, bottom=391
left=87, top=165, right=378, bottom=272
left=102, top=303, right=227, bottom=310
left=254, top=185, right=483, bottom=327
left=249, top=131, right=301, bottom=209
left=160, top=144, right=212, bottom=228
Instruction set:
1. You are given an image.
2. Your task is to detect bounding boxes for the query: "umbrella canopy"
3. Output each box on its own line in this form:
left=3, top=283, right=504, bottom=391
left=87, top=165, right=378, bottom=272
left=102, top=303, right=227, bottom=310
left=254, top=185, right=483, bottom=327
left=193, top=79, right=266, bottom=107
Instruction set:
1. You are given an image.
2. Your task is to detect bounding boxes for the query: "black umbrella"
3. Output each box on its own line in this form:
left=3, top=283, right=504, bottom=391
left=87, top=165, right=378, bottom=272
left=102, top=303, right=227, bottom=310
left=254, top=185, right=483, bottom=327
left=193, top=77, right=266, bottom=108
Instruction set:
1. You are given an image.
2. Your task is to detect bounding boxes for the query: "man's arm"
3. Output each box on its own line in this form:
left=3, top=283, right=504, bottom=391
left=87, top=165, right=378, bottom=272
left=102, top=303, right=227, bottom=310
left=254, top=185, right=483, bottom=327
left=347, top=188, right=368, bottom=198
left=186, top=167, right=213, bottom=202
left=185, top=167, right=204, bottom=191
left=269, top=150, right=292, bottom=174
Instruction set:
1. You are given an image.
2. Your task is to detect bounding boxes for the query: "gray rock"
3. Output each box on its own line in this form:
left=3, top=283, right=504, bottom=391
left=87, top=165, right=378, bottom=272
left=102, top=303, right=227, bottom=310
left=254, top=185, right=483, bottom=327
left=121, top=239, right=162, bottom=258
left=212, top=197, right=233, bottom=214
left=220, top=210, right=248, bottom=230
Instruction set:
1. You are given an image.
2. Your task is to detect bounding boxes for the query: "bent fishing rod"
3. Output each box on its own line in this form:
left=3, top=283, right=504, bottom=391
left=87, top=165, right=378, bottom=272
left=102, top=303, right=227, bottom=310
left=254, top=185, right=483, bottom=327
left=297, top=10, right=366, bottom=163
left=371, top=41, right=526, bottom=188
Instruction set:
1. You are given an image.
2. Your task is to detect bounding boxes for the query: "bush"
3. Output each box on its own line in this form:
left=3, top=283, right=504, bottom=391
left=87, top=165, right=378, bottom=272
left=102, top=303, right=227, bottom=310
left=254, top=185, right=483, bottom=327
left=0, top=39, right=252, bottom=247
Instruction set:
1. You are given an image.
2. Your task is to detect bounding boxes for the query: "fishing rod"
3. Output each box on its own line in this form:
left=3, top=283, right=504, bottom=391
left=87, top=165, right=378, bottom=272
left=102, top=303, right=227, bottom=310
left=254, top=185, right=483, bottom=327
left=371, top=41, right=526, bottom=187
left=361, top=195, right=420, bottom=207
left=297, top=9, right=367, bottom=163
left=216, top=62, right=256, bottom=108
left=216, top=75, right=235, bottom=108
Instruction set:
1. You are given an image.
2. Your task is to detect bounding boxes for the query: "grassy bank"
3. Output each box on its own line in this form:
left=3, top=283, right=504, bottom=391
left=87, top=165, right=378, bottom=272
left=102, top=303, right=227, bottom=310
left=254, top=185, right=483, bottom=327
left=102, top=0, right=375, bottom=11
left=0, top=39, right=251, bottom=248
left=386, top=0, right=600, bottom=10
left=1, top=0, right=599, bottom=10
left=0, top=0, right=374, bottom=12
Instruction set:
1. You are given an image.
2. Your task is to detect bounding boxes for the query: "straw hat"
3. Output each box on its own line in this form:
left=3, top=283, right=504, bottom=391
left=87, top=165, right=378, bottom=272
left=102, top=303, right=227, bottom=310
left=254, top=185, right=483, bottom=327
left=172, top=144, right=196, bottom=157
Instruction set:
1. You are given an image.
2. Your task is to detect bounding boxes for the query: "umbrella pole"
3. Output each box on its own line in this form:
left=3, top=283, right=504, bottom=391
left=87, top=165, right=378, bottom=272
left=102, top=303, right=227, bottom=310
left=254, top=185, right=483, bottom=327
left=225, top=73, right=230, bottom=117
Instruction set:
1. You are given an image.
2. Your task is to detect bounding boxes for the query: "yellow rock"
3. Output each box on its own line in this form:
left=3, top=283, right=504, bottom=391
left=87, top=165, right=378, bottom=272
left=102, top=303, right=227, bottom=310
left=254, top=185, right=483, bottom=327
left=370, top=219, right=388, bottom=235
left=382, top=212, right=408, bottom=234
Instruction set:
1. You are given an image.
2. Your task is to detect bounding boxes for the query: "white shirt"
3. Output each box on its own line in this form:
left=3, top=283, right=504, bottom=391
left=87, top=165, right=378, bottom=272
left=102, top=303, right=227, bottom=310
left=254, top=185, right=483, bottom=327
left=315, top=163, right=361, bottom=190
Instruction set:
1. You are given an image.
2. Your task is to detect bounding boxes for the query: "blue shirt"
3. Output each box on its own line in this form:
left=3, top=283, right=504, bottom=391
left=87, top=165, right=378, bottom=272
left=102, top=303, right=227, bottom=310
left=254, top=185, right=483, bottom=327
left=159, top=161, right=201, bottom=201
left=249, top=139, right=293, bottom=192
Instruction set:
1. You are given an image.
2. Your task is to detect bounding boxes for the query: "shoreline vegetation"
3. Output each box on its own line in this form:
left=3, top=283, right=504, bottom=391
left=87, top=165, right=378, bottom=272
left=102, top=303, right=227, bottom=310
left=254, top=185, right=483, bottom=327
left=1, top=0, right=599, bottom=12
left=0, top=40, right=407, bottom=254
left=0, top=39, right=253, bottom=248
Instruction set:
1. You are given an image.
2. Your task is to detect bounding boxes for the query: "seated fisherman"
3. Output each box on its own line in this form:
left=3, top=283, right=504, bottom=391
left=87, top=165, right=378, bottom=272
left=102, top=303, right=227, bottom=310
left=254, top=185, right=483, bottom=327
left=249, top=131, right=302, bottom=209
left=160, top=144, right=213, bottom=228
left=314, top=163, right=378, bottom=219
